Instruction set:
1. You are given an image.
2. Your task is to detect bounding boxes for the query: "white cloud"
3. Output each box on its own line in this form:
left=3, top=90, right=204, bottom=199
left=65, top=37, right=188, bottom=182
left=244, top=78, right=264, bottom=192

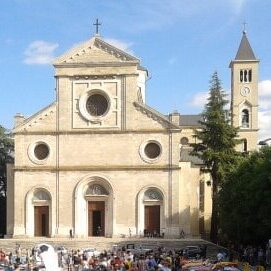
left=228, top=0, right=247, bottom=14
left=23, top=41, right=59, bottom=65
left=188, top=89, right=230, bottom=109
left=189, top=91, right=209, bottom=108
left=259, top=80, right=271, bottom=98
left=259, top=110, right=271, bottom=140
left=104, top=0, right=248, bottom=33
left=258, top=80, right=271, bottom=140
left=104, top=38, right=134, bottom=55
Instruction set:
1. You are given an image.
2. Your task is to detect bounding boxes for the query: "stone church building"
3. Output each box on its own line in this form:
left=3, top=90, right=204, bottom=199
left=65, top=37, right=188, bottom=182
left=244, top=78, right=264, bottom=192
left=6, top=30, right=259, bottom=238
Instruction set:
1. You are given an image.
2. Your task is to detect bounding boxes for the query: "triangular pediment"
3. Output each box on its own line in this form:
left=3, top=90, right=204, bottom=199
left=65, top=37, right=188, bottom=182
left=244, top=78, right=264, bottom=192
left=53, top=36, right=139, bottom=66
left=238, top=99, right=252, bottom=107
left=133, top=102, right=181, bottom=130
left=13, top=103, right=56, bottom=133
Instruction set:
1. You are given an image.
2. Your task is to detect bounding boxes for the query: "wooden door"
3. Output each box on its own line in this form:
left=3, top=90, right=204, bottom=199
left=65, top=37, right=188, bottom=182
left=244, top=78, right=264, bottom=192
left=88, top=201, right=105, bottom=236
left=34, top=206, right=49, bottom=237
left=145, top=205, right=160, bottom=236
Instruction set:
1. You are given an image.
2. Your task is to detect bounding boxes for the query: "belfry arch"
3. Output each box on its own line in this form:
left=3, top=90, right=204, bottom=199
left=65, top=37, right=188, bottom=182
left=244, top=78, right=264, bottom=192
left=74, top=175, right=114, bottom=237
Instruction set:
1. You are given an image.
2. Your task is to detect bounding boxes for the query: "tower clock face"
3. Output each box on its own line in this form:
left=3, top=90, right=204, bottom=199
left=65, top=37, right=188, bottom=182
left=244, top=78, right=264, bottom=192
left=241, top=87, right=251, bottom=97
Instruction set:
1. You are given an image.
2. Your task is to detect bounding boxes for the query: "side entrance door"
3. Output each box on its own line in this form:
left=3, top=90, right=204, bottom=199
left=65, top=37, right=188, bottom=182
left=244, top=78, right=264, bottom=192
left=88, top=201, right=105, bottom=236
left=144, top=205, right=160, bottom=236
left=34, top=206, right=49, bottom=237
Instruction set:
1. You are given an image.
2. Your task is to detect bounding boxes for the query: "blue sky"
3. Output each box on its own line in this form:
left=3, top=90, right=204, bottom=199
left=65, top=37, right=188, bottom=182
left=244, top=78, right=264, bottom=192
left=1, top=0, right=271, bottom=139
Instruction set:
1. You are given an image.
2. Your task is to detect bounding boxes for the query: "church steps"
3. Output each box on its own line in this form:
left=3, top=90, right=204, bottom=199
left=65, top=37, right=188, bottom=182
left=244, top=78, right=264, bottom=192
left=0, top=238, right=221, bottom=258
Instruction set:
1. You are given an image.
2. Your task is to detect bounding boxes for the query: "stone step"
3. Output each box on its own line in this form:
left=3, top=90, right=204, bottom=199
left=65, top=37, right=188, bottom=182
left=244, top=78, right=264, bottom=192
left=0, top=237, right=223, bottom=258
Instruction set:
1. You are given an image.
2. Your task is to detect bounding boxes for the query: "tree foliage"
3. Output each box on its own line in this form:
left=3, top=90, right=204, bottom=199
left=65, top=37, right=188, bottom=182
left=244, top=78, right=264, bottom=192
left=219, top=146, right=271, bottom=246
left=191, top=71, right=239, bottom=243
left=0, top=125, right=14, bottom=234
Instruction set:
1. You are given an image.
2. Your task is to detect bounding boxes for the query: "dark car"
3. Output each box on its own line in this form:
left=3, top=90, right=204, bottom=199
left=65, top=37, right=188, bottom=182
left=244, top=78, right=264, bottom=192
left=182, top=245, right=207, bottom=259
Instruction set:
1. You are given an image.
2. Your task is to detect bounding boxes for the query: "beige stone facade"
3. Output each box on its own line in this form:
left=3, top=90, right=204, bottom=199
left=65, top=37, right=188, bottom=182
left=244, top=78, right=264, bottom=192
left=6, top=32, right=258, bottom=238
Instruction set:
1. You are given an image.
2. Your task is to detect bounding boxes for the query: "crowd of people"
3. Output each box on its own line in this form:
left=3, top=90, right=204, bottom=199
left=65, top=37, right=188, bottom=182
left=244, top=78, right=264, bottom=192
left=0, top=244, right=205, bottom=271
left=226, top=244, right=271, bottom=267
left=0, top=242, right=270, bottom=271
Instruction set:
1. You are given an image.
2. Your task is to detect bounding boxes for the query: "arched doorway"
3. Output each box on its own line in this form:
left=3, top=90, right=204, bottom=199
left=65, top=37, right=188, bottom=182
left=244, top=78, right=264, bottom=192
left=85, top=184, right=109, bottom=236
left=74, top=176, right=114, bottom=238
left=137, top=187, right=165, bottom=237
left=33, top=190, right=50, bottom=237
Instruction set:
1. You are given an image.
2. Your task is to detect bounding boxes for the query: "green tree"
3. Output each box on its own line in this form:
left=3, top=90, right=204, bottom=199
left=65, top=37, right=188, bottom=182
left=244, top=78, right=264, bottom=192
left=219, top=146, right=271, bottom=246
left=0, top=125, right=14, bottom=235
left=192, top=71, right=239, bottom=243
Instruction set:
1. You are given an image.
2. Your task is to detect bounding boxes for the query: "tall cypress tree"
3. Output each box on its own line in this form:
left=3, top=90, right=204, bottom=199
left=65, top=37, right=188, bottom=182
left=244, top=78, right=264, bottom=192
left=192, top=71, right=239, bottom=243
left=0, top=125, right=14, bottom=235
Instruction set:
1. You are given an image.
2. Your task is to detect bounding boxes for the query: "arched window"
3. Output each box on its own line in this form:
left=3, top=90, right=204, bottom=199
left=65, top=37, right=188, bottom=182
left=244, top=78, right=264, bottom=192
left=241, top=109, right=249, bottom=128
left=239, top=69, right=252, bottom=82
left=242, top=139, right=248, bottom=152
left=33, top=190, right=50, bottom=201
left=240, top=70, right=243, bottom=82
left=85, top=184, right=109, bottom=196
left=144, top=189, right=163, bottom=201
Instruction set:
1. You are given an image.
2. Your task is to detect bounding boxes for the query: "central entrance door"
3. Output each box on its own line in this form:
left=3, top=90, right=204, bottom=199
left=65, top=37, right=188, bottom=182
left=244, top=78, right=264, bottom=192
left=88, top=201, right=105, bottom=236
left=144, top=205, right=160, bottom=237
left=34, top=206, right=49, bottom=237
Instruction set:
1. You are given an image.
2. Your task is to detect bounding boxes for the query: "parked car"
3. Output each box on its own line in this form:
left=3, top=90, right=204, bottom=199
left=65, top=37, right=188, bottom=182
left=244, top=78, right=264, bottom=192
left=112, top=243, right=152, bottom=255
left=182, top=245, right=207, bottom=259
left=83, top=248, right=100, bottom=257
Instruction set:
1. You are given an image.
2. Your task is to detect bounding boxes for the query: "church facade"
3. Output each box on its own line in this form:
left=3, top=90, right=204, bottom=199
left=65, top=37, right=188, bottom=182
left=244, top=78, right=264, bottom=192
left=6, top=31, right=259, bottom=238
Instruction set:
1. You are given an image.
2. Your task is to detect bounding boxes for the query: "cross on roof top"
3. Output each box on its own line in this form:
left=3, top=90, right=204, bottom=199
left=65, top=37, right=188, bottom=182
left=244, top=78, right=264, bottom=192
left=93, top=18, right=101, bottom=36
left=243, top=21, right=247, bottom=34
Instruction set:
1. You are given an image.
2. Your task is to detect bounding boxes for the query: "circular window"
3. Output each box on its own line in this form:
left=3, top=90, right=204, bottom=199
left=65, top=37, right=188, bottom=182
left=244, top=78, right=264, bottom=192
left=140, top=140, right=162, bottom=163
left=28, top=141, right=50, bottom=165
left=34, top=143, right=49, bottom=160
left=144, top=142, right=161, bottom=159
left=79, top=89, right=111, bottom=121
left=86, top=93, right=109, bottom=117
left=180, top=137, right=189, bottom=145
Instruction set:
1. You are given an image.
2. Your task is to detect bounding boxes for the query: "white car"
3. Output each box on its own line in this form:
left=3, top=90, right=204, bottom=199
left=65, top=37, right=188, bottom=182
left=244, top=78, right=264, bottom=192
left=83, top=248, right=100, bottom=257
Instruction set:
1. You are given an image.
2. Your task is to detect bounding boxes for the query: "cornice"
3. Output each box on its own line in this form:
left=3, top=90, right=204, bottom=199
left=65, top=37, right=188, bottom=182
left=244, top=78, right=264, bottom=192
left=239, top=129, right=259, bottom=132
left=53, top=36, right=139, bottom=66
left=54, top=73, right=139, bottom=79
left=14, top=164, right=181, bottom=172
left=13, top=103, right=56, bottom=133
left=14, top=129, right=182, bottom=135
left=133, top=102, right=181, bottom=130
left=94, top=38, right=139, bottom=62
left=54, top=62, right=138, bottom=68
left=229, top=59, right=260, bottom=68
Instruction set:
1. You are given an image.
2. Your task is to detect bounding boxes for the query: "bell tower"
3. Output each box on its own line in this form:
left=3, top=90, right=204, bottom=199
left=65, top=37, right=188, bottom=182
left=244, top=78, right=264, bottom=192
left=230, top=31, right=259, bottom=152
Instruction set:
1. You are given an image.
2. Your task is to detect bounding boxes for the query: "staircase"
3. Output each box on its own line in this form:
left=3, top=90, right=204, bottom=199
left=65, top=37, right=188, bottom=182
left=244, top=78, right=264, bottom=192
left=0, top=237, right=222, bottom=258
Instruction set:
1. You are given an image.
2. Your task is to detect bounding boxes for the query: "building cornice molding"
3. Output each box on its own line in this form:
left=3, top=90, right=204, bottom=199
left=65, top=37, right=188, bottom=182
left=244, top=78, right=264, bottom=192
left=14, top=129, right=181, bottom=136
left=53, top=37, right=139, bottom=66
left=229, top=59, right=260, bottom=68
left=239, top=129, right=259, bottom=132
left=133, top=102, right=181, bottom=130
left=13, top=102, right=56, bottom=133
left=14, top=165, right=181, bottom=172
left=54, top=62, right=138, bottom=68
